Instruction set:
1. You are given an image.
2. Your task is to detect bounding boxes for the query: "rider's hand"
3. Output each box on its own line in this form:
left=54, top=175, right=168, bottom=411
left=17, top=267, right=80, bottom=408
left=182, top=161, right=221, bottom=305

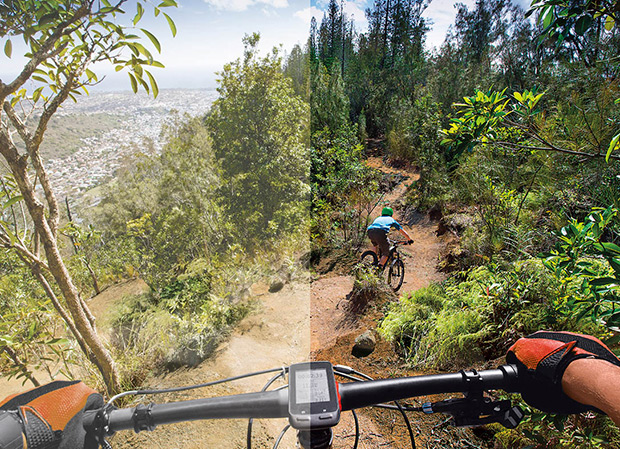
left=407, top=239, right=414, bottom=245
left=506, top=331, right=620, bottom=414
left=0, top=380, right=103, bottom=449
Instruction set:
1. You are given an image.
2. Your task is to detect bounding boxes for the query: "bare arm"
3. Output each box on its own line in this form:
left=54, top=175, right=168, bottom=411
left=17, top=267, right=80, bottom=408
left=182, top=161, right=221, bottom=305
left=562, top=358, right=620, bottom=426
left=399, top=228, right=412, bottom=241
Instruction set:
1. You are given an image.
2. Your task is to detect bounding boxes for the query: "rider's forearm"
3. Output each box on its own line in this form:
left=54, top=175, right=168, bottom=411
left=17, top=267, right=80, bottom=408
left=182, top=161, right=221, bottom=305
left=400, top=229, right=411, bottom=240
left=562, top=358, right=620, bottom=425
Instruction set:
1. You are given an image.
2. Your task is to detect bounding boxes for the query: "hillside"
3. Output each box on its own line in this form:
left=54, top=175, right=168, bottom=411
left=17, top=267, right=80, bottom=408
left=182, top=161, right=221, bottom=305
left=41, top=89, right=217, bottom=202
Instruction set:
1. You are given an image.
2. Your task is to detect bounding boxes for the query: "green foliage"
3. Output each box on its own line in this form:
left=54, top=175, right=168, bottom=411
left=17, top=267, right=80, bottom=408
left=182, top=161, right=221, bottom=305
left=311, top=126, right=380, bottom=251
left=442, top=84, right=620, bottom=166
left=378, top=284, right=445, bottom=361
left=497, top=409, right=620, bottom=449
left=380, top=260, right=595, bottom=368
left=284, top=44, right=310, bottom=99
left=441, top=88, right=512, bottom=164
left=0, top=0, right=177, bottom=103
left=349, top=262, right=395, bottom=309
left=0, top=252, right=75, bottom=385
left=384, top=90, right=448, bottom=210
left=542, top=205, right=620, bottom=332
left=207, top=34, right=309, bottom=247
left=528, top=0, right=618, bottom=44
left=311, top=62, right=350, bottom=134
left=89, top=114, right=223, bottom=291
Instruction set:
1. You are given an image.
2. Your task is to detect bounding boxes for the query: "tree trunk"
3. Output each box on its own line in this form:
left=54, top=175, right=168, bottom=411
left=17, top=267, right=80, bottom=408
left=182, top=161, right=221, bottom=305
left=0, top=138, right=121, bottom=395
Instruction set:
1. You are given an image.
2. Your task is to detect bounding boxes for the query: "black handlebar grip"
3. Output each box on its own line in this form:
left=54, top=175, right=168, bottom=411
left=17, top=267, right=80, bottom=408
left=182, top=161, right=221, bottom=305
left=0, top=412, right=23, bottom=449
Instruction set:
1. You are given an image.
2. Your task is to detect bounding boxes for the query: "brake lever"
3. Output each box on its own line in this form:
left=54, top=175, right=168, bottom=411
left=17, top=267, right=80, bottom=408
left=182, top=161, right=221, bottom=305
left=421, top=394, right=524, bottom=429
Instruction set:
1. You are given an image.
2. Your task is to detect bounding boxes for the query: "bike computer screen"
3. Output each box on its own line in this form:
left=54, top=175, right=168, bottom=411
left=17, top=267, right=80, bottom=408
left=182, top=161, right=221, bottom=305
left=288, top=361, right=340, bottom=430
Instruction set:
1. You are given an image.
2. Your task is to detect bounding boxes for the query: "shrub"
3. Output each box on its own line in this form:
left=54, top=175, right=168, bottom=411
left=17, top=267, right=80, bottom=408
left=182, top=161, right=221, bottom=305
left=380, top=260, right=607, bottom=369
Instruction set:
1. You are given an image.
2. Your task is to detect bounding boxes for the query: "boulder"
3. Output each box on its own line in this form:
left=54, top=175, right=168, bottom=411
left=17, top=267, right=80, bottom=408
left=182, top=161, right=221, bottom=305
left=268, top=280, right=285, bottom=293
left=352, top=330, right=376, bottom=358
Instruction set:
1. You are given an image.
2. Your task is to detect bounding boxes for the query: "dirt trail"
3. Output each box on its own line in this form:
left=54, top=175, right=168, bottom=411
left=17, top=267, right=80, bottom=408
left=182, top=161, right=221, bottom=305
left=311, top=156, right=449, bottom=352
left=112, top=282, right=310, bottom=448
left=310, top=156, right=451, bottom=447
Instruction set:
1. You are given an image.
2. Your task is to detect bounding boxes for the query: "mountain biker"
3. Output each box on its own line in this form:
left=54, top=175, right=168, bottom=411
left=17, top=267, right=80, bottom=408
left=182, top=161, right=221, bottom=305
left=367, top=206, right=413, bottom=268
left=1, top=331, right=619, bottom=448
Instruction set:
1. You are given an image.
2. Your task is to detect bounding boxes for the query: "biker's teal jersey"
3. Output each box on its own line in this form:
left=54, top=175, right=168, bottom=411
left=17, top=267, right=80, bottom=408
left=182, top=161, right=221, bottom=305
left=367, top=216, right=402, bottom=233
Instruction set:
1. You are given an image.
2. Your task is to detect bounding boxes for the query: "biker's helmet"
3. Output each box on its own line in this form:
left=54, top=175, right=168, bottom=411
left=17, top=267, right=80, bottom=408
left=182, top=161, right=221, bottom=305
left=382, top=207, right=393, bottom=216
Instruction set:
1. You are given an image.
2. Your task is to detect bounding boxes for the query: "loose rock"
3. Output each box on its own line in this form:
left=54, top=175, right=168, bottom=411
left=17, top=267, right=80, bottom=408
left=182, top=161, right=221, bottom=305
left=352, top=330, right=376, bottom=357
left=268, top=280, right=285, bottom=293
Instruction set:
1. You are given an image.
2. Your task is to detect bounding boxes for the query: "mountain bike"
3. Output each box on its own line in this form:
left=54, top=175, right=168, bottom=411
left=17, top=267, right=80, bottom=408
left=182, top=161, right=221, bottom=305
left=56, top=362, right=525, bottom=449
left=360, top=238, right=410, bottom=291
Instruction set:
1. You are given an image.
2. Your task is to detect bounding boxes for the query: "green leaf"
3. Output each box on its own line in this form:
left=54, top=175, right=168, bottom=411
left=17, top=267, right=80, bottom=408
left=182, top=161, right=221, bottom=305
left=575, top=14, right=593, bottom=36
left=46, top=337, right=70, bottom=345
left=542, top=6, right=554, bottom=29
left=601, top=242, right=620, bottom=255
left=605, top=15, right=615, bottom=31
left=128, top=72, right=138, bottom=93
left=134, top=3, right=145, bottom=25
left=164, top=13, right=177, bottom=37
left=607, top=134, right=619, bottom=162
left=145, top=70, right=159, bottom=98
left=4, top=39, right=12, bottom=58
left=159, top=0, right=178, bottom=7
left=85, top=68, right=97, bottom=81
left=589, top=277, right=619, bottom=287
left=604, top=334, right=620, bottom=346
left=141, top=29, right=161, bottom=53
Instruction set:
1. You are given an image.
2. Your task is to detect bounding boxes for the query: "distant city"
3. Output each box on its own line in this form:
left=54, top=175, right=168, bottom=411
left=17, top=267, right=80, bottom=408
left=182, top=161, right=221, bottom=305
left=46, top=89, right=217, bottom=204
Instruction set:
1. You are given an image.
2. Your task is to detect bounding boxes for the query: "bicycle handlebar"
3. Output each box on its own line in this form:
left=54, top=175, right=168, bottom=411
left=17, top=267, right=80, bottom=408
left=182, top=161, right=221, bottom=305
left=387, top=238, right=412, bottom=245
left=84, top=364, right=521, bottom=437
left=338, top=364, right=519, bottom=411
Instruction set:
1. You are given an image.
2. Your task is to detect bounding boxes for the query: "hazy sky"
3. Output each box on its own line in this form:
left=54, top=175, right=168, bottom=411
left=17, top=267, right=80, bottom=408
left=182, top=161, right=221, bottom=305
left=0, top=0, right=531, bottom=91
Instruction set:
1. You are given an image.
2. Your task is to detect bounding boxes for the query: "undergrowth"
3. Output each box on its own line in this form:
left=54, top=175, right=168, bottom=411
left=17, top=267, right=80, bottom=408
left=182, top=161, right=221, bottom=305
left=379, top=260, right=608, bottom=370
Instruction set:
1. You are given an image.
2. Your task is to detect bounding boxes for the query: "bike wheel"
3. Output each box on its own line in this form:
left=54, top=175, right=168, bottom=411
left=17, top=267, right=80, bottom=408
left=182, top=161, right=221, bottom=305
left=360, top=250, right=378, bottom=268
left=387, top=258, right=405, bottom=291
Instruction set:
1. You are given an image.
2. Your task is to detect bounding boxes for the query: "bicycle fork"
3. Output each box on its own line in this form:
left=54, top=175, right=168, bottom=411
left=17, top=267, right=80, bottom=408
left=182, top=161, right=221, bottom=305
left=297, top=429, right=333, bottom=449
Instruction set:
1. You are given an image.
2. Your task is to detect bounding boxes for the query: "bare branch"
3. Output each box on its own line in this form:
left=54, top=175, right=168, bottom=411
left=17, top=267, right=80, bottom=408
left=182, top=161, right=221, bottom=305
left=0, top=346, right=40, bottom=387
left=3, top=101, right=32, bottom=148
left=0, top=231, right=50, bottom=272
left=492, top=140, right=620, bottom=160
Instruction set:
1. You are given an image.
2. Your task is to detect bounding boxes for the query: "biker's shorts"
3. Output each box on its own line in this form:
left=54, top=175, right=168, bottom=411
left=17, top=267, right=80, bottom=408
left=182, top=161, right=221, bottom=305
left=367, top=228, right=389, bottom=257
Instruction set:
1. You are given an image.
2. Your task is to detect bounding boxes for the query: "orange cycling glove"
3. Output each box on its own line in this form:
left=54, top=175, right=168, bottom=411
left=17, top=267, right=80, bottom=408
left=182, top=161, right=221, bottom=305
left=507, top=331, right=620, bottom=414
left=0, top=380, right=103, bottom=449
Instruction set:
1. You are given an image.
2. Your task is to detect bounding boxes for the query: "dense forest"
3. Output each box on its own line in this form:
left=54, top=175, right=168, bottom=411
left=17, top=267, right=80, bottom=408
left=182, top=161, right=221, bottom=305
left=0, top=0, right=619, bottom=447
left=302, top=0, right=620, bottom=446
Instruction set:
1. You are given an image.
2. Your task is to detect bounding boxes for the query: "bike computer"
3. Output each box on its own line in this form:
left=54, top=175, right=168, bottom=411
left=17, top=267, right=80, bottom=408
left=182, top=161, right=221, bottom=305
left=288, top=361, right=340, bottom=430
